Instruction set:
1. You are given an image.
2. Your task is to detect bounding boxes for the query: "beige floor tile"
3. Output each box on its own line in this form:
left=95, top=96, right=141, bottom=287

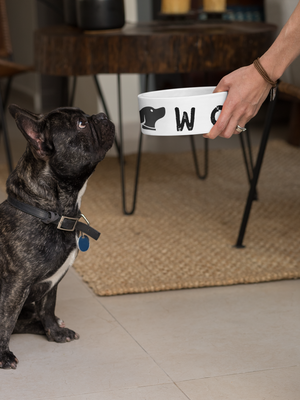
left=57, top=267, right=94, bottom=301
left=99, top=280, right=300, bottom=381
left=177, top=366, right=300, bottom=400
left=40, top=383, right=189, bottom=400
left=1, top=356, right=170, bottom=400
left=1, top=290, right=171, bottom=400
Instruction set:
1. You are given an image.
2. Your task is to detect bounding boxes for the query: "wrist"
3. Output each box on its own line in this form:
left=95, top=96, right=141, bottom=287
left=253, top=58, right=277, bottom=87
left=252, top=58, right=278, bottom=101
left=259, top=54, right=284, bottom=82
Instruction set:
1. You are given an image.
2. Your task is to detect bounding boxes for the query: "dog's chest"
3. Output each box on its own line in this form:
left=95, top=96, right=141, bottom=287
left=40, top=248, right=78, bottom=290
left=35, top=179, right=87, bottom=290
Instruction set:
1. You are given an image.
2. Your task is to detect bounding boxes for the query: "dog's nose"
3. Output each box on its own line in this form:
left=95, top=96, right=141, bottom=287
left=92, top=113, right=108, bottom=124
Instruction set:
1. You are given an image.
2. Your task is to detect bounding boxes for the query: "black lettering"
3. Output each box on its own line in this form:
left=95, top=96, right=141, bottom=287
left=210, top=105, right=223, bottom=125
left=175, top=108, right=195, bottom=131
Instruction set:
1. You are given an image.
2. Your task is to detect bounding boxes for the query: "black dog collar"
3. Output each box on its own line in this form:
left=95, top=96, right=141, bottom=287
left=7, top=196, right=100, bottom=240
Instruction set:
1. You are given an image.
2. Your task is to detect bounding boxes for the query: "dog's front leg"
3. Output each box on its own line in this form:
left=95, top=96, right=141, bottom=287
left=0, top=286, right=30, bottom=369
left=35, top=285, right=79, bottom=343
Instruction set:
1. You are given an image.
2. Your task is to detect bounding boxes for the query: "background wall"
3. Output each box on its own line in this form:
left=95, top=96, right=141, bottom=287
left=6, top=0, right=40, bottom=108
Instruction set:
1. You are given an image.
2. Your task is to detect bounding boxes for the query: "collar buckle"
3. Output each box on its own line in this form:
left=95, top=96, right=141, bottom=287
left=57, top=215, right=78, bottom=232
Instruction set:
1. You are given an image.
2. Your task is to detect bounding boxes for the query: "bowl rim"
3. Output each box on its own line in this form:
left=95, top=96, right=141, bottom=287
left=138, top=86, right=227, bottom=101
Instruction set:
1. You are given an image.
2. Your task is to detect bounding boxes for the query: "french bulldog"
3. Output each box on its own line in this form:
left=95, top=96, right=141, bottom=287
left=0, top=105, right=115, bottom=369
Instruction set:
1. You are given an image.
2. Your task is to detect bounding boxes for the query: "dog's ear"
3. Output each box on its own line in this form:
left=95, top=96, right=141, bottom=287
left=9, top=104, right=53, bottom=160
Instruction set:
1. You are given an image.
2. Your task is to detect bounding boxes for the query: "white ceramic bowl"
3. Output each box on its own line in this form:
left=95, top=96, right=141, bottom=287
left=138, top=87, right=227, bottom=136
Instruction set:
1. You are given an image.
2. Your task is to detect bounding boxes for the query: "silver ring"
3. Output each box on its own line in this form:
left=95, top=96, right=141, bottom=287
left=236, top=125, right=247, bottom=133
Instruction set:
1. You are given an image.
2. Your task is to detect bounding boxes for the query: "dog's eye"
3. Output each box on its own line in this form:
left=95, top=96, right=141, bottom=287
left=78, top=120, right=87, bottom=129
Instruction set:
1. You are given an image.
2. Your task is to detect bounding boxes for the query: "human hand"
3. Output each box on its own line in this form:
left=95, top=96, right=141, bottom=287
left=204, top=64, right=272, bottom=139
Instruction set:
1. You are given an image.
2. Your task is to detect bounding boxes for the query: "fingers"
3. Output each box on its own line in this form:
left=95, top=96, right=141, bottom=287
left=219, top=108, right=249, bottom=138
left=204, top=98, right=234, bottom=139
left=205, top=86, right=251, bottom=139
left=204, top=108, right=249, bottom=140
left=205, top=117, right=248, bottom=139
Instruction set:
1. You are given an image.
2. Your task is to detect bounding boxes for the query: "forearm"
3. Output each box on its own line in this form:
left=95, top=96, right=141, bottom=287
left=260, top=0, right=300, bottom=81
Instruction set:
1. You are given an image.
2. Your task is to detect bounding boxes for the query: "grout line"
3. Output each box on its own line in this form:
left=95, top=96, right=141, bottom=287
left=69, top=269, right=179, bottom=386
left=34, top=382, right=193, bottom=400
left=175, top=364, right=299, bottom=384
left=95, top=297, right=176, bottom=383
left=174, top=382, right=193, bottom=400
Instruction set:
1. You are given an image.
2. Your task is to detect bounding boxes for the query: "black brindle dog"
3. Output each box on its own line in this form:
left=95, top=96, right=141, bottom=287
left=0, top=105, right=115, bottom=369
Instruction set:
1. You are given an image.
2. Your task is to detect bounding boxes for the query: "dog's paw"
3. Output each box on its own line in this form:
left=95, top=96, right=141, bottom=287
left=0, top=350, right=19, bottom=369
left=56, top=317, right=65, bottom=328
left=46, top=327, right=80, bottom=343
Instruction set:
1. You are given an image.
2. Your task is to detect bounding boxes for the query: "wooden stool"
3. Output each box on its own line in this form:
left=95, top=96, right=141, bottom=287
left=278, top=81, right=300, bottom=147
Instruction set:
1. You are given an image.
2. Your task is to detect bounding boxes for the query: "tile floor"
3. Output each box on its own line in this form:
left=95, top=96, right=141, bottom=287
left=0, top=91, right=299, bottom=399
left=0, top=267, right=299, bottom=400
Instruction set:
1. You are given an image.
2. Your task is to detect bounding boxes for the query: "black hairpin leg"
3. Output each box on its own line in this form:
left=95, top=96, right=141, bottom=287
left=68, top=74, right=144, bottom=214
left=190, top=135, right=209, bottom=179
left=3, top=77, right=12, bottom=109
left=245, top=128, right=255, bottom=173
left=235, top=94, right=277, bottom=248
left=118, top=74, right=149, bottom=215
left=93, top=75, right=121, bottom=157
left=68, top=76, right=77, bottom=108
left=179, top=71, right=209, bottom=181
left=0, top=89, right=13, bottom=173
left=239, top=127, right=258, bottom=200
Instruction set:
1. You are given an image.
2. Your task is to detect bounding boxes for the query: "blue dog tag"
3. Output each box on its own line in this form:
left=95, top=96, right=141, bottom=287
left=78, top=235, right=90, bottom=252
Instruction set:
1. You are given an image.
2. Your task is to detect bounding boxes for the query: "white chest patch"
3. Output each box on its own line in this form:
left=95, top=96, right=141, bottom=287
left=40, top=248, right=78, bottom=290
left=76, top=180, right=88, bottom=209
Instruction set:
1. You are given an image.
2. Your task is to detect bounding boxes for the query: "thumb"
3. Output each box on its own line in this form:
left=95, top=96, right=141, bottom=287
left=213, top=78, right=229, bottom=94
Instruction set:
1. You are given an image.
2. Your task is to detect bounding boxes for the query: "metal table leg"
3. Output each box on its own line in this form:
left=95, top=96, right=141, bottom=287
left=235, top=94, right=277, bottom=248
left=67, top=74, right=145, bottom=214
left=0, top=90, right=13, bottom=173
left=93, top=75, right=121, bottom=156
left=239, top=127, right=258, bottom=200
left=118, top=74, right=149, bottom=215
left=190, top=135, right=209, bottom=180
left=68, top=76, right=77, bottom=108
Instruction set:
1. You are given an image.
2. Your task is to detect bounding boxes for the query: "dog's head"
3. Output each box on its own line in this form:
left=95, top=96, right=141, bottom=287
left=9, top=105, right=115, bottom=178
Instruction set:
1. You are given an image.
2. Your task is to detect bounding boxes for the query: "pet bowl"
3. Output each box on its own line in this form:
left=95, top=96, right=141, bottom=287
left=138, top=87, right=227, bottom=136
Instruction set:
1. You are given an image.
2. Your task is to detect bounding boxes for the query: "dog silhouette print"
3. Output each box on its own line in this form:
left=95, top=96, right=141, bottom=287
left=139, top=107, right=166, bottom=131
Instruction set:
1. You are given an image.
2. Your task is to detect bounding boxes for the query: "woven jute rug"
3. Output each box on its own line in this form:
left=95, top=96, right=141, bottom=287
left=0, top=139, right=299, bottom=296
